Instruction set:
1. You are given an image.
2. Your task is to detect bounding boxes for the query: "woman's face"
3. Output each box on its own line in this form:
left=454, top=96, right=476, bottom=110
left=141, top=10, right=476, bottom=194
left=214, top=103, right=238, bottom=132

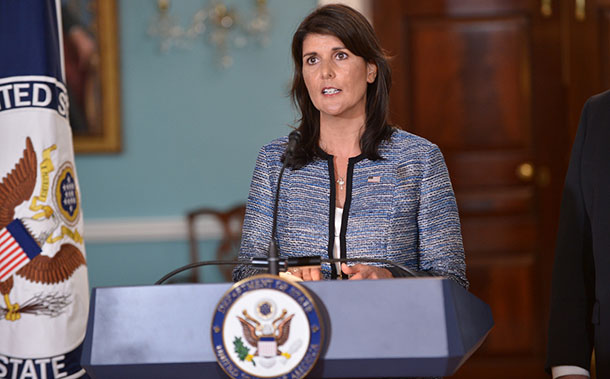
left=301, top=33, right=377, bottom=122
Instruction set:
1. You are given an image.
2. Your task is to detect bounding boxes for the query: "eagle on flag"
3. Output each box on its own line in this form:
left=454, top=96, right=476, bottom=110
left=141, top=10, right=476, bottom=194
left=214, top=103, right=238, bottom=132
left=0, top=137, right=86, bottom=321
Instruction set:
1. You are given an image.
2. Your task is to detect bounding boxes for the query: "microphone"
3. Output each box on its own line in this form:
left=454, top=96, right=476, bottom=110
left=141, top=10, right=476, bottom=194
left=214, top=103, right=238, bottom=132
left=268, top=130, right=302, bottom=275
left=285, top=129, right=301, bottom=157
left=251, top=255, right=322, bottom=269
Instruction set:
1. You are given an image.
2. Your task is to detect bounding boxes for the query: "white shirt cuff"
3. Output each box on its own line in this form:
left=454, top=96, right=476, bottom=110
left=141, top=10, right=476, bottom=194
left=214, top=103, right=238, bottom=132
left=551, top=365, right=590, bottom=378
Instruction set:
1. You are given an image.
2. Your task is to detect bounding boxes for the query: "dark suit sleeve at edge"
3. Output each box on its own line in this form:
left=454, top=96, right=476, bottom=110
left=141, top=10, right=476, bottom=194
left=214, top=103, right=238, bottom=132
left=545, top=99, right=596, bottom=373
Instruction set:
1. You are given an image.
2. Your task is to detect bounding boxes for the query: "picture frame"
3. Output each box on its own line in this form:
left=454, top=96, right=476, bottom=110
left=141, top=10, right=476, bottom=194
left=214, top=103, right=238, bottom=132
left=68, top=0, right=121, bottom=153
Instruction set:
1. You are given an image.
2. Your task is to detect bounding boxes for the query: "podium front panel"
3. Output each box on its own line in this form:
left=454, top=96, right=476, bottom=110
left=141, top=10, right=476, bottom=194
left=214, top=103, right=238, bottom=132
left=82, top=278, right=492, bottom=378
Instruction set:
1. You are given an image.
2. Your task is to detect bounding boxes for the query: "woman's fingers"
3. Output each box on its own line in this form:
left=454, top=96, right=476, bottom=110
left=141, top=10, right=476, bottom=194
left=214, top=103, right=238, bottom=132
left=291, top=266, right=321, bottom=281
left=342, top=264, right=392, bottom=280
left=285, top=264, right=392, bottom=281
left=341, top=263, right=358, bottom=276
left=302, top=267, right=312, bottom=281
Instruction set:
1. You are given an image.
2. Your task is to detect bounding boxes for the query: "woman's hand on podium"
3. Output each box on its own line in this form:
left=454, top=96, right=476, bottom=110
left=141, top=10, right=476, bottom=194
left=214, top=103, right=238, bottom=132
left=281, top=266, right=322, bottom=281
left=341, top=263, right=392, bottom=280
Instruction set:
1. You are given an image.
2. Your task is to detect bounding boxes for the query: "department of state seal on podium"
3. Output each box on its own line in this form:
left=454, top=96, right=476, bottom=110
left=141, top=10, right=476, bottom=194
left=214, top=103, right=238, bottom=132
left=211, top=275, right=324, bottom=379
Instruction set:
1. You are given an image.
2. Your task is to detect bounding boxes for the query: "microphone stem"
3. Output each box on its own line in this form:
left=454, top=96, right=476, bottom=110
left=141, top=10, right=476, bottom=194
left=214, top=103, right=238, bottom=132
left=268, top=238, right=280, bottom=276
left=269, top=158, right=288, bottom=276
left=268, top=131, right=300, bottom=276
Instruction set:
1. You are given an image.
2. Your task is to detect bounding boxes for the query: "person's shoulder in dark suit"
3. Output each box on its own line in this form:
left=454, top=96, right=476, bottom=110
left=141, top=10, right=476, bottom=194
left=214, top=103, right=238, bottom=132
left=545, top=88, right=610, bottom=377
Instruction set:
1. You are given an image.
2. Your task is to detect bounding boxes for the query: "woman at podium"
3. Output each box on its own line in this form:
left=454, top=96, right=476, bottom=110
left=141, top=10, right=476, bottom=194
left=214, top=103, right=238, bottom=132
left=233, top=4, right=467, bottom=289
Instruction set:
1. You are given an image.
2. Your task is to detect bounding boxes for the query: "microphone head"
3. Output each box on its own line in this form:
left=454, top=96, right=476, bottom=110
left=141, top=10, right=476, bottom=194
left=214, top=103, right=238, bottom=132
left=288, top=130, right=302, bottom=144
left=285, top=130, right=302, bottom=159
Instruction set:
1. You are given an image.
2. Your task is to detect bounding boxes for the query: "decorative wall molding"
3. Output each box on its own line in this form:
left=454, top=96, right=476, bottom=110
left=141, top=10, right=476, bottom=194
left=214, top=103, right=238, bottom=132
left=83, top=215, right=222, bottom=243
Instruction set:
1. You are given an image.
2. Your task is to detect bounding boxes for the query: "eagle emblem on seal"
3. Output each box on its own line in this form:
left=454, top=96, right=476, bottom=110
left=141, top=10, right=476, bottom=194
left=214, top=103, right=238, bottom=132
left=234, top=299, right=299, bottom=366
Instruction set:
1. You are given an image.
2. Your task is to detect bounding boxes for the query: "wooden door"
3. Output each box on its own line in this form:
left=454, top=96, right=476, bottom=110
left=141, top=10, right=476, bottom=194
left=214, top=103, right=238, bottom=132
left=372, top=1, right=593, bottom=377
left=565, top=0, right=610, bottom=140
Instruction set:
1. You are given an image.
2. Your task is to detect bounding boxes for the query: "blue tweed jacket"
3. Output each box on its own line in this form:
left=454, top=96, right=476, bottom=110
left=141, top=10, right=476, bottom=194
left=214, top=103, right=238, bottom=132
left=233, top=129, right=468, bottom=288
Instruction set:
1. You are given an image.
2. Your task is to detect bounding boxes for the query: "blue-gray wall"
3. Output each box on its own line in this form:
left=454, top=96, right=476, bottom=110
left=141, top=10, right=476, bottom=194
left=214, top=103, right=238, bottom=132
left=76, top=0, right=317, bottom=288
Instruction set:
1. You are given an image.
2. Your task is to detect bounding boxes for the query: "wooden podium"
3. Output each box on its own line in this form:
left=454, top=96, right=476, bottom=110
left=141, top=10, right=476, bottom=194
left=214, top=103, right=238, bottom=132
left=81, top=277, right=492, bottom=378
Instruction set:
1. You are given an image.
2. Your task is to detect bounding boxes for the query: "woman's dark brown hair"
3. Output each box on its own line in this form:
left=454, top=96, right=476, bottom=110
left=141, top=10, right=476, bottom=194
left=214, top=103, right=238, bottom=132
left=288, top=4, right=393, bottom=168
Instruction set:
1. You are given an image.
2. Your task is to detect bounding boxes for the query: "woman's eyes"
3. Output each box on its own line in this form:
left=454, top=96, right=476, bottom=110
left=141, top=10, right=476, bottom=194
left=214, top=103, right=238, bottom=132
left=305, top=51, right=348, bottom=65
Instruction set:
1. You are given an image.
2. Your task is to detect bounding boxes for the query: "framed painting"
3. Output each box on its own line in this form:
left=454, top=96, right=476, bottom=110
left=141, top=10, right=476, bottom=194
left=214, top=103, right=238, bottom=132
left=63, top=0, right=121, bottom=153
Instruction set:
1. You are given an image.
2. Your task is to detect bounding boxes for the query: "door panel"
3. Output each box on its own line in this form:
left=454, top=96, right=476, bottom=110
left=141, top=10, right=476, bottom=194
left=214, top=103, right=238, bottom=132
left=468, top=260, right=537, bottom=353
left=455, top=187, right=534, bottom=215
left=462, top=217, right=536, bottom=253
left=447, top=151, right=533, bottom=187
left=566, top=0, right=610, bottom=139
left=409, top=17, right=531, bottom=150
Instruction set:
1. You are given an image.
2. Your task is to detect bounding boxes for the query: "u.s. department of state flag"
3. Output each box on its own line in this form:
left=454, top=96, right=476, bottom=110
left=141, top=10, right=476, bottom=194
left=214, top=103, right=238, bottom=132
left=0, top=1, right=90, bottom=378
